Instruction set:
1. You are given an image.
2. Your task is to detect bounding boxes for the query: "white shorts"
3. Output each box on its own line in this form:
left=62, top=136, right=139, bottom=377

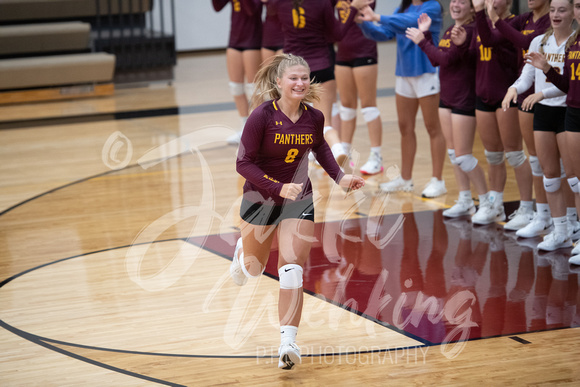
left=395, top=72, right=440, bottom=99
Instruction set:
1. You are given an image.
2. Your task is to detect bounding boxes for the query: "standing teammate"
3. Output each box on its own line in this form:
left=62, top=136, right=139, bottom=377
left=270, top=0, right=362, bottom=166
left=232, top=53, right=365, bottom=369
left=488, top=0, right=551, bottom=232
left=334, top=1, right=384, bottom=175
left=212, top=0, right=263, bottom=144
left=502, top=0, right=577, bottom=247
left=261, top=0, right=284, bottom=66
left=526, top=0, right=580, bottom=264
left=466, top=0, right=533, bottom=229
left=406, top=1, right=490, bottom=218
left=352, top=0, right=448, bottom=198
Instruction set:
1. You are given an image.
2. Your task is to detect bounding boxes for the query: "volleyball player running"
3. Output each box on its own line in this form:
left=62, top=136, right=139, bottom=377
left=406, top=1, right=490, bottom=218
left=352, top=0, right=447, bottom=198
left=527, top=0, right=580, bottom=264
left=232, top=54, right=365, bottom=369
left=334, top=1, right=384, bottom=176
left=212, top=0, right=263, bottom=144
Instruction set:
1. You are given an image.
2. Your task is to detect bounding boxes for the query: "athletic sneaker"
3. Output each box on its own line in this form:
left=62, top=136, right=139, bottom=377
left=568, top=219, right=580, bottom=241
left=442, top=198, right=475, bottom=218
left=570, top=254, right=580, bottom=265
left=504, top=207, right=534, bottom=231
left=472, top=198, right=506, bottom=225
left=226, top=130, right=242, bottom=145
left=421, top=177, right=447, bottom=198
left=229, top=237, right=247, bottom=286
left=515, top=213, right=553, bottom=238
left=278, top=343, right=301, bottom=370
left=379, top=176, right=414, bottom=193
left=572, top=242, right=580, bottom=256
left=331, top=143, right=348, bottom=167
left=537, top=232, right=573, bottom=252
left=360, top=152, right=384, bottom=175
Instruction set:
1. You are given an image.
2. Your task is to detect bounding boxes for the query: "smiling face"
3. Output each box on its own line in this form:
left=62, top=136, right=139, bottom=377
left=449, top=0, right=473, bottom=23
left=550, top=0, right=574, bottom=30
left=276, top=65, right=310, bottom=102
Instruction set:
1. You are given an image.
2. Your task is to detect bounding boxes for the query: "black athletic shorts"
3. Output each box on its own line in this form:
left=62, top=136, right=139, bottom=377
left=335, top=57, right=378, bottom=68
left=533, top=104, right=566, bottom=134
left=476, top=96, right=516, bottom=112
left=439, top=100, right=476, bottom=117
left=565, top=106, right=580, bottom=133
left=240, top=198, right=315, bottom=226
left=310, top=67, right=335, bottom=84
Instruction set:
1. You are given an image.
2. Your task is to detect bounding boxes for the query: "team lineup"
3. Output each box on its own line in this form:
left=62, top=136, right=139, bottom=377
left=211, top=0, right=580, bottom=371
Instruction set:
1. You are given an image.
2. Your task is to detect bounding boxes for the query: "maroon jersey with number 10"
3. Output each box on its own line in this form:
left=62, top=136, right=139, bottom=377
left=237, top=100, right=345, bottom=205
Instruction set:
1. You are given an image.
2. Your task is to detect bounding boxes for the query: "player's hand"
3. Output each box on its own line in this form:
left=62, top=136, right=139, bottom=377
left=450, top=25, right=467, bottom=46
left=405, top=27, right=425, bottom=45
left=339, top=175, right=365, bottom=191
left=471, top=0, right=485, bottom=12
left=485, top=0, right=499, bottom=24
left=502, top=87, right=517, bottom=111
left=525, top=52, right=551, bottom=73
left=280, top=183, right=303, bottom=201
left=521, top=92, right=544, bottom=112
left=417, top=13, right=431, bottom=32
left=350, top=0, right=374, bottom=10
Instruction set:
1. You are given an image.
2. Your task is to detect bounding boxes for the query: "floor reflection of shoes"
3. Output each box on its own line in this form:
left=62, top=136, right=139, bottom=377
left=472, top=223, right=503, bottom=246
left=443, top=217, right=472, bottom=239
left=538, top=251, right=570, bottom=280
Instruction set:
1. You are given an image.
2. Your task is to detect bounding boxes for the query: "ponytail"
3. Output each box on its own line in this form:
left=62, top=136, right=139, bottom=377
left=250, top=53, right=321, bottom=110
left=538, top=28, right=554, bottom=55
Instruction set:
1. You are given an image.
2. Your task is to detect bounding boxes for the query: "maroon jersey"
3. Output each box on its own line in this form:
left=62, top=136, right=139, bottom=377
left=237, top=100, right=344, bottom=205
left=335, top=1, right=377, bottom=62
left=495, top=11, right=550, bottom=103
left=271, top=0, right=357, bottom=71
left=545, top=36, right=580, bottom=109
left=212, top=0, right=262, bottom=49
left=262, top=0, right=284, bottom=48
left=419, top=22, right=476, bottom=112
left=471, top=10, right=519, bottom=105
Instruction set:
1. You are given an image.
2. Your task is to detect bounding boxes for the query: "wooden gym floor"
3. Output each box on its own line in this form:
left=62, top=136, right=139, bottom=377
left=0, top=42, right=579, bottom=386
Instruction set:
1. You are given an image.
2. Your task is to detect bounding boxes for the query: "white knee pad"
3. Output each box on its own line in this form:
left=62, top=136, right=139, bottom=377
left=568, top=177, right=580, bottom=193
left=323, top=126, right=333, bottom=135
left=278, top=264, right=303, bottom=289
left=506, top=150, right=526, bottom=168
left=229, top=81, right=245, bottom=96
left=339, top=106, right=357, bottom=121
left=529, top=155, right=543, bottom=177
left=361, top=106, right=381, bottom=122
left=239, top=254, right=264, bottom=279
left=244, top=82, right=255, bottom=97
left=456, top=154, right=479, bottom=173
left=332, top=102, right=341, bottom=117
left=447, top=149, right=457, bottom=165
left=543, top=176, right=561, bottom=193
left=485, top=150, right=505, bottom=165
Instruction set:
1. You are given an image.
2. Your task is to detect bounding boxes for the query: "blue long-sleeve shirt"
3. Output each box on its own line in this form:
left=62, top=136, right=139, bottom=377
left=358, top=1, right=442, bottom=77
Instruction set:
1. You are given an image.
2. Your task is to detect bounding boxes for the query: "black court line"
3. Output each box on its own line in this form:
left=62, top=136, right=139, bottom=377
left=0, top=88, right=396, bottom=130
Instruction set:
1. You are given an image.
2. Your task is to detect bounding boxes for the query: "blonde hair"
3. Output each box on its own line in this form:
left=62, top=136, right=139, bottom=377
left=542, top=0, right=578, bottom=51
left=250, top=53, right=321, bottom=110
